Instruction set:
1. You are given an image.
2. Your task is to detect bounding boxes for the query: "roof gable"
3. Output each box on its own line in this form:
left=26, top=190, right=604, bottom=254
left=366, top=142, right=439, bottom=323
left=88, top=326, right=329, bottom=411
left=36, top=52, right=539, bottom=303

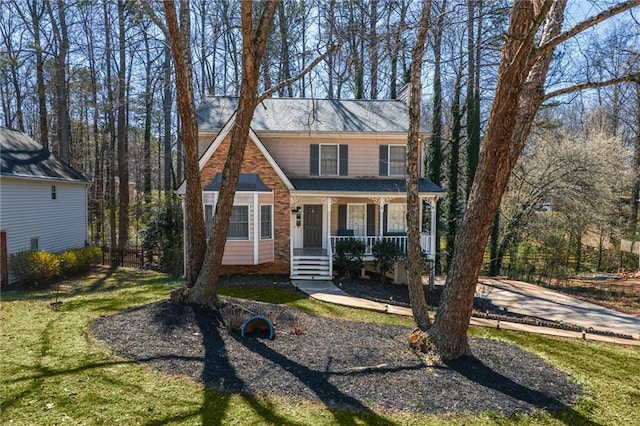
left=0, top=127, right=88, bottom=183
left=198, top=96, right=426, bottom=134
left=176, top=115, right=294, bottom=194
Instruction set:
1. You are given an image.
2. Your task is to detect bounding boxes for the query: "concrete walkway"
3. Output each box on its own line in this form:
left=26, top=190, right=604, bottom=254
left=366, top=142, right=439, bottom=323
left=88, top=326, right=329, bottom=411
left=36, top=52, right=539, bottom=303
left=291, top=279, right=640, bottom=346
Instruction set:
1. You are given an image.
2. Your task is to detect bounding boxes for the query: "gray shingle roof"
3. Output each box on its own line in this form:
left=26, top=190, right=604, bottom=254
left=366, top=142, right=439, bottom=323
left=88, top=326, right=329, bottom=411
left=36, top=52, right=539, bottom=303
left=204, top=173, right=272, bottom=192
left=0, top=127, right=88, bottom=183
left=290, top=178, right=442, bottom=194
left=198, top=96, right=427, bottom=133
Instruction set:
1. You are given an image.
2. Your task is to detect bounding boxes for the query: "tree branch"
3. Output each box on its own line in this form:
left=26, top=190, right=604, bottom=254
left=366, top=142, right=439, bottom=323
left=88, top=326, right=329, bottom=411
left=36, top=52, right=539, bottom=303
left=257, top=43, right=341, bottom=102
left=139, top=0, right=168, bottom=37
left=535, top=0, right=640, bottom=59
left=544, top=72, right=640, bottom=101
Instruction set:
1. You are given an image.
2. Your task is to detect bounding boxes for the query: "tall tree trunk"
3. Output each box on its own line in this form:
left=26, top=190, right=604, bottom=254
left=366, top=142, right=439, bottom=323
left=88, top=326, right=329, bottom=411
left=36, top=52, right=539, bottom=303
left=163, top=45, right=173, bottom=195
left=163, top=0, right=207, bottom=286
left=143, top=26, right=153, bottom=210
left=446, top=63, right=463, bottom=269
left=103, top=0, right=117, bottom=253
left=117, top=0, right=129, bottom=250
left=631, top=81, right=640, bottom=235
left=178, top=0, right=279, bottom=306
left=29, top=0, right=48, bottom=147
left=47, top=0, right=71, bottom=164
left=277, top=1, right=293, bottom=97
left=429, top=0, right=446, bottom=274
left=406, top=0, right=432, bottom=331
left=465, top=0, right=481, bottom=199
left=428, top=1, right=558, bottom=360
left=369, top=0, right=379, bottom=99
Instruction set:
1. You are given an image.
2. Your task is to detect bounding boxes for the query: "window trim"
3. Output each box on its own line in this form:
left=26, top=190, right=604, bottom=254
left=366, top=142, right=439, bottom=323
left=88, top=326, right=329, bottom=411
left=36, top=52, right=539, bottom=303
left=347, top=203, right=367, bottom=237
left=319, top=143, right=339, bottom=176
left=388, top=145, right=407, bottom=176
left=227, top=205, right=250, bottom=241
left=260, top=204, right=273, bottom=240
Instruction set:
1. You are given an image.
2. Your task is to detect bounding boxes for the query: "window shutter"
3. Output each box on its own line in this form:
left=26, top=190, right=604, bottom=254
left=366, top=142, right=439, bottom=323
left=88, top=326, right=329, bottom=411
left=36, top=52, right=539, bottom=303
left=339, top=144, right=348, bottom=176
left=383, top=204, right=388, bottom=235
left=338, top=204, right=347, bottom=231
left=310, top=144, right=319, bottom=176
left=367, top=204, right=375, bottom=236
left=379, top=145, right=388, bottom=176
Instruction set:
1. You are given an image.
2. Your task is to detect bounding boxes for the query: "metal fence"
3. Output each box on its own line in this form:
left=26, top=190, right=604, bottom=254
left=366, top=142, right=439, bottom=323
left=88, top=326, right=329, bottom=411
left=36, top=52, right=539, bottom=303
left=101, top=246, right=145, bottom=268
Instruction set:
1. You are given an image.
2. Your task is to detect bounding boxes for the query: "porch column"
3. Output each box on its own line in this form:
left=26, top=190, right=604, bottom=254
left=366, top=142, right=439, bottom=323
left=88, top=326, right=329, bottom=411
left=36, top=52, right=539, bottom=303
left=320, top=197, right=337, bottom=249
left=321, top=197, right=337, bottom=275
left=372, top=197, right=391, bottom=237
left=428, top=196, right=438, bottom=261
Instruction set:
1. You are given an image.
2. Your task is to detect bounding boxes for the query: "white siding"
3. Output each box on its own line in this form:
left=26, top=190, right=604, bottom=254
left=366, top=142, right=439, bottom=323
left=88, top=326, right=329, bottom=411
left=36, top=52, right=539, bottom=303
left=0, top=177, right=88, bottom=256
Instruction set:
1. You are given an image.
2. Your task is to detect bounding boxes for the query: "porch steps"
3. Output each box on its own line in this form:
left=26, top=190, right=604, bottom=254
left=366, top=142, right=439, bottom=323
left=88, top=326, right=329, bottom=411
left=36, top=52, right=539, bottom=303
left=291, top=255, right=332, bottom=280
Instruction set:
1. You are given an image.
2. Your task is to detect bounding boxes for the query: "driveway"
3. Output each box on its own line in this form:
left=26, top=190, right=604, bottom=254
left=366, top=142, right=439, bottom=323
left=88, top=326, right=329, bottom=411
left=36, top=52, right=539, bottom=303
left=478, top=278, right=640, bottom=338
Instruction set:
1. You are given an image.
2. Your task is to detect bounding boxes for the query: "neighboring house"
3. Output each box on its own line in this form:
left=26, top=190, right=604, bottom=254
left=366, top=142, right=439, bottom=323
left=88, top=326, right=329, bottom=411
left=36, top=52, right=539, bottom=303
left=0, top=127, right=90, bottom=285
left=177, top=96, right=443, bottom=280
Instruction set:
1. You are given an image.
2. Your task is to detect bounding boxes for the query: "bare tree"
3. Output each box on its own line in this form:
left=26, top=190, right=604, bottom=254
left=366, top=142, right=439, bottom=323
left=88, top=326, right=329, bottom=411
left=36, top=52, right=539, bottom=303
left=405, top=0, right=432, bottom=331
left=426, top=0, right=640, bottom=361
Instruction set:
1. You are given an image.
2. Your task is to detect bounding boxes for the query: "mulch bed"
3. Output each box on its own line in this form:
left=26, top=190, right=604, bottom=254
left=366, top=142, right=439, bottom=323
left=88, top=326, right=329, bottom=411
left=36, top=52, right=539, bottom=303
left=92, top=290, right=582, bottom=416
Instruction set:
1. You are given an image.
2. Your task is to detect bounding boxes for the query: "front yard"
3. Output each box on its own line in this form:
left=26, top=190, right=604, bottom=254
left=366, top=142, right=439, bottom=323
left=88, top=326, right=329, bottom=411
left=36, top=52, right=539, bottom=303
left=1, top=268, right=639, bottom=425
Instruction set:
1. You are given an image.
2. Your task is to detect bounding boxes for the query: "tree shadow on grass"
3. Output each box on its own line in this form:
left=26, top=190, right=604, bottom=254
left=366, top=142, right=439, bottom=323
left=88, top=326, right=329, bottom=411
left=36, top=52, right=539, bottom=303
left=446, top=356, right=600, bottom=426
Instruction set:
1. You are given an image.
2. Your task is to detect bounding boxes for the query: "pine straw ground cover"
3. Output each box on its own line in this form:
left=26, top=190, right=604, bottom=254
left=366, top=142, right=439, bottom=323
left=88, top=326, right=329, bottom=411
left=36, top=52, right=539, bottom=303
left=92, top=298, right=581, bottom=417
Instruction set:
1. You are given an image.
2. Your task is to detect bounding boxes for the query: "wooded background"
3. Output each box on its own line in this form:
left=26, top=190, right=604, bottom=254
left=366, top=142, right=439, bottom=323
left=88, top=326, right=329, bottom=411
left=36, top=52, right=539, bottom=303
left=1, top=0, right=638, bottom=276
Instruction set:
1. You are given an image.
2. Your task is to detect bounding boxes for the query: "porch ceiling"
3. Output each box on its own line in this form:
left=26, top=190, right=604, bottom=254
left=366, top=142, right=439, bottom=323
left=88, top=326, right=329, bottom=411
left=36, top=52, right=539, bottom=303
left=289, top=177, right=443, bottom=196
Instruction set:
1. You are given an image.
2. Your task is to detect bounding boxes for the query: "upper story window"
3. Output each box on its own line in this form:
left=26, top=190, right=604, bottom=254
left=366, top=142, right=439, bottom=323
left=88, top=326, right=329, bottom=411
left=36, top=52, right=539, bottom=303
left=320, top=144, right=338, bottom=175
left=51, top=185, right=57, bottom=200
left=310, top=144, right=348, bottom=176
left=388, top=145, right=407, bottom=176
left=228, top=205, right=250, bottom=240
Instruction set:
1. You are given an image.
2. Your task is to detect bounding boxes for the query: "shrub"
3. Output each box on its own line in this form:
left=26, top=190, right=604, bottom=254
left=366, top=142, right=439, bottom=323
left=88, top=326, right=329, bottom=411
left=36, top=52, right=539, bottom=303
left=333, top=238, right=366, bottom=278
left=60, top=246, right=102, bottom=276
left=140, top=201, right=184, bottom=276
left=372, top=239, right=403, bottom=282
left=9, top=250, right=60, bottom=287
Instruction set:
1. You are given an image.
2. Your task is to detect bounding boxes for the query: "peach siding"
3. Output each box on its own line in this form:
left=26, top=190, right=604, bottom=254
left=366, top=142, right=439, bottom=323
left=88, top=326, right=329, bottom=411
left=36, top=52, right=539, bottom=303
left=222, top=241, right=254, bottom=265
left=258, top=239, right=274, bottom=263
left=259, top=134, right=413, bottom=178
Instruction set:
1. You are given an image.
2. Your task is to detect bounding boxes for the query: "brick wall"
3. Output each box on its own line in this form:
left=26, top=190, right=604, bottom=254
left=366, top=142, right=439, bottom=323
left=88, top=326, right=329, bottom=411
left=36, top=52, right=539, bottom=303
left=199, top=133, right=290, bottom=275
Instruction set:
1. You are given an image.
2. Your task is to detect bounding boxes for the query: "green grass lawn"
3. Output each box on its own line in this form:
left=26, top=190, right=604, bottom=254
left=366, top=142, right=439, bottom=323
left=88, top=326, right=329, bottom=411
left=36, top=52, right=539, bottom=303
left=1, top=268, right=639, bottom=425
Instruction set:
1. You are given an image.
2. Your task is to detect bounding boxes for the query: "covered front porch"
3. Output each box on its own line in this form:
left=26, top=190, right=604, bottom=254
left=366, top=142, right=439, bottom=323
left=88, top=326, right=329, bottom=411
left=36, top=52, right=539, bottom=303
left=288, top=188, right=441, bottom=280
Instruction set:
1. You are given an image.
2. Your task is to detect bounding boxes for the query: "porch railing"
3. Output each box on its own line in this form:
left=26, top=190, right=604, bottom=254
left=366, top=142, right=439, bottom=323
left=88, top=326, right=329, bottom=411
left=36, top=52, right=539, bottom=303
left=330, top=234, right=431, bottom=257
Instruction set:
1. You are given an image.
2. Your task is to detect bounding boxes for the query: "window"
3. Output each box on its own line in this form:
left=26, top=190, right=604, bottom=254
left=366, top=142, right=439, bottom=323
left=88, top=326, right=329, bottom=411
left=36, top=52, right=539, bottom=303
left=204, top=205, right=214, bottom=239
left=387, top=204, right=406, bottom=233
left=51, top=185, right=57, bottom=200
left=388, top=145, right=407, bottom=176
left=260, top=205, right=273, bottom=240
left=347, top=204, right=366, bottom=236
left=228, top=206, right=249, bottom=240
left=30, top=238, right=39, bottom=250
left=320, top=144, right=338, bottom=175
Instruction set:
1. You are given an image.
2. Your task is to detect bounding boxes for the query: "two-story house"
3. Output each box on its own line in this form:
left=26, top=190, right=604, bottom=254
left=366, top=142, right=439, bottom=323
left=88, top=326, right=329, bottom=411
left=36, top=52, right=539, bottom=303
left=177, top=96, right=443, bottom=281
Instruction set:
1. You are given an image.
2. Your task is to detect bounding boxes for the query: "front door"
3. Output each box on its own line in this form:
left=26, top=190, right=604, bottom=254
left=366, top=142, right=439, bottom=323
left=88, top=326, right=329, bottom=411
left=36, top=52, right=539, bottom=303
left=303, top=205, right=323, bottom=248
